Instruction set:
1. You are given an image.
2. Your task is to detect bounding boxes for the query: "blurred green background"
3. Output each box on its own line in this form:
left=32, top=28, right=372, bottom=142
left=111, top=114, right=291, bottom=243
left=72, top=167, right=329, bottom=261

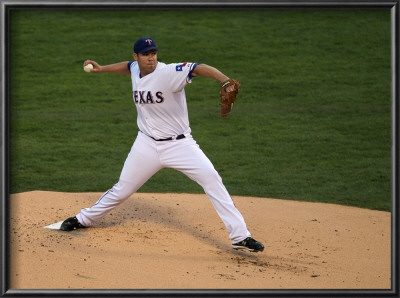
left=9, top=9, right=391, bottom=211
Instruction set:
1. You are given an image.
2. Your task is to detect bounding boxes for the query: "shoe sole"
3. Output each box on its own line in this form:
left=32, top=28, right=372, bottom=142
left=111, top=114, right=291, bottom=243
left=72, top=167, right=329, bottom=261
left=60, top=226, right=74, bottom=231
left=232, top=245, right=264, bottom=252
left=60, top=225, right=86, bottom=231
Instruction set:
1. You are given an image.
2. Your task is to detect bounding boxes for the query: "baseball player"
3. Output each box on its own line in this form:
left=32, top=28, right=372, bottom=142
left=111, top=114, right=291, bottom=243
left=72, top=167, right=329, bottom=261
left=61, top=37, right=264, bottom=252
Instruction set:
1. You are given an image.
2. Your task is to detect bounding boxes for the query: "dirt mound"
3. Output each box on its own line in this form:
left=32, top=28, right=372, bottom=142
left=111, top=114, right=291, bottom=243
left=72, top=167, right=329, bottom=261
left=9, top=191, right=391, bottom=289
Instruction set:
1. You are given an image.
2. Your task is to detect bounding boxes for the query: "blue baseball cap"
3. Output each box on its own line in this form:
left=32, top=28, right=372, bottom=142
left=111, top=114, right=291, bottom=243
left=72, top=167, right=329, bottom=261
left=133, top=37, right=159, bottom=53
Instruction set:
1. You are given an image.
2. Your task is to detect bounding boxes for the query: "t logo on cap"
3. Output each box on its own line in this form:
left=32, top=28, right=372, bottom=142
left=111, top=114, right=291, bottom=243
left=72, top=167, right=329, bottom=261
left=134, top=37, right=159, bottom=53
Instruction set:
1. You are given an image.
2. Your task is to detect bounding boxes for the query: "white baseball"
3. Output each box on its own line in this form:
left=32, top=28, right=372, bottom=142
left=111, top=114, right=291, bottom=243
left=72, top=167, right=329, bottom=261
left=84, top=63, right=94, bottom=72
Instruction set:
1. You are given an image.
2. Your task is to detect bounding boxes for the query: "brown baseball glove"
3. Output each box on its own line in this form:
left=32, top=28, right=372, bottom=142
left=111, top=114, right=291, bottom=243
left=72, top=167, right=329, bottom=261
left=220, top=79, right=240, bottom=118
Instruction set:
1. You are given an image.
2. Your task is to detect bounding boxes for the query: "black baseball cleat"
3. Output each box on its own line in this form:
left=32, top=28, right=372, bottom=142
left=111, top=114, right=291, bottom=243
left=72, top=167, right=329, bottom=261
left=60, top=216, right=86, bottom=231
left=232, top=237, right=264, bottom=252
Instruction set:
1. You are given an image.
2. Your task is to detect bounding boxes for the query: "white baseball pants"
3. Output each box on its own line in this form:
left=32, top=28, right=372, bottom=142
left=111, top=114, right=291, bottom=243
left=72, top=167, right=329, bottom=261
left=76, top=131, right=251, bottom=243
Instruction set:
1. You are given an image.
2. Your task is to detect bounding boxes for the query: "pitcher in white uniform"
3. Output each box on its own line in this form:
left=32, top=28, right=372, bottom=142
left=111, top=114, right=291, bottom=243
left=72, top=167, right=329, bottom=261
left=61, top=37, right=264, bottom=252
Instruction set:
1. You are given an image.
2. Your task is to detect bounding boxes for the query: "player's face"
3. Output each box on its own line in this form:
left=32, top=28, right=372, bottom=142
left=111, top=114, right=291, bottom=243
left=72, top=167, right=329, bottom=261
left=134, top=51, right=158, bottom=77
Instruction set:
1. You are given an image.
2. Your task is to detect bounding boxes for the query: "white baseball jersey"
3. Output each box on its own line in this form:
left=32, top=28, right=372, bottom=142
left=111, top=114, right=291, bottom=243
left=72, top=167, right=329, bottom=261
left=128, top=61, right=198, bottom=140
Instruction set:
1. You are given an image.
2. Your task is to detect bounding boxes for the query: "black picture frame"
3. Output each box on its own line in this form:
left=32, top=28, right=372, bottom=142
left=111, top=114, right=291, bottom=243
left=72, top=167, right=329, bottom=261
left=1, top=0, right=398, bottom=297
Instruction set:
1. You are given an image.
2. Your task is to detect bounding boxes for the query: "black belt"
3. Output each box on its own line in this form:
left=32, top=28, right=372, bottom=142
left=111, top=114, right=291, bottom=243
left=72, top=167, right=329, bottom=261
left=148, top=134, right=186, bottom=142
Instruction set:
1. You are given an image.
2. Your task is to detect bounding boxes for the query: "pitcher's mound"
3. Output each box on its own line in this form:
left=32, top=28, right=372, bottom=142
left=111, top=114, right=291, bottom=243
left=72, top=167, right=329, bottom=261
left=9, top=191, right=391, bottom=289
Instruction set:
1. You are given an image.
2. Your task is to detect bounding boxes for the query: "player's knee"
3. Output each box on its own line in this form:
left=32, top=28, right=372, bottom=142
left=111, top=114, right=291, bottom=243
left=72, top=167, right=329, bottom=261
left=198, top=167, right=223, bottom=186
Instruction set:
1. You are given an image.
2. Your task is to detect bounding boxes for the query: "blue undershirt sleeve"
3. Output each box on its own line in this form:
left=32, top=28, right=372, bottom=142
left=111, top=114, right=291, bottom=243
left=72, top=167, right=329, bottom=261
left=188, top=63, right=199, bottom=80
left=127, top=61, right=134, bottom=73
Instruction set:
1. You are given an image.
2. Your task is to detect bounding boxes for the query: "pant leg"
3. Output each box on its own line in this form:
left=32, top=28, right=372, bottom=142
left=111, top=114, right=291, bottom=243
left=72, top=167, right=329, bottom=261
left=77, top=133, right=163, bottom=226
left=159, top=136, right=251, bottom=243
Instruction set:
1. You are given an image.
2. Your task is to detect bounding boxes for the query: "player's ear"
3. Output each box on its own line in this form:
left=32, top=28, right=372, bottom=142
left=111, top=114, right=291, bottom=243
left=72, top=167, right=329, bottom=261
left=133, top=53, right=138, bottom=61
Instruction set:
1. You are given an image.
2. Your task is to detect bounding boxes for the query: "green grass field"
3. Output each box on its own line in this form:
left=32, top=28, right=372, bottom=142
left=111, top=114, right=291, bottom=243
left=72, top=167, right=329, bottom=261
left=9, top=9, right=391, bottom=211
